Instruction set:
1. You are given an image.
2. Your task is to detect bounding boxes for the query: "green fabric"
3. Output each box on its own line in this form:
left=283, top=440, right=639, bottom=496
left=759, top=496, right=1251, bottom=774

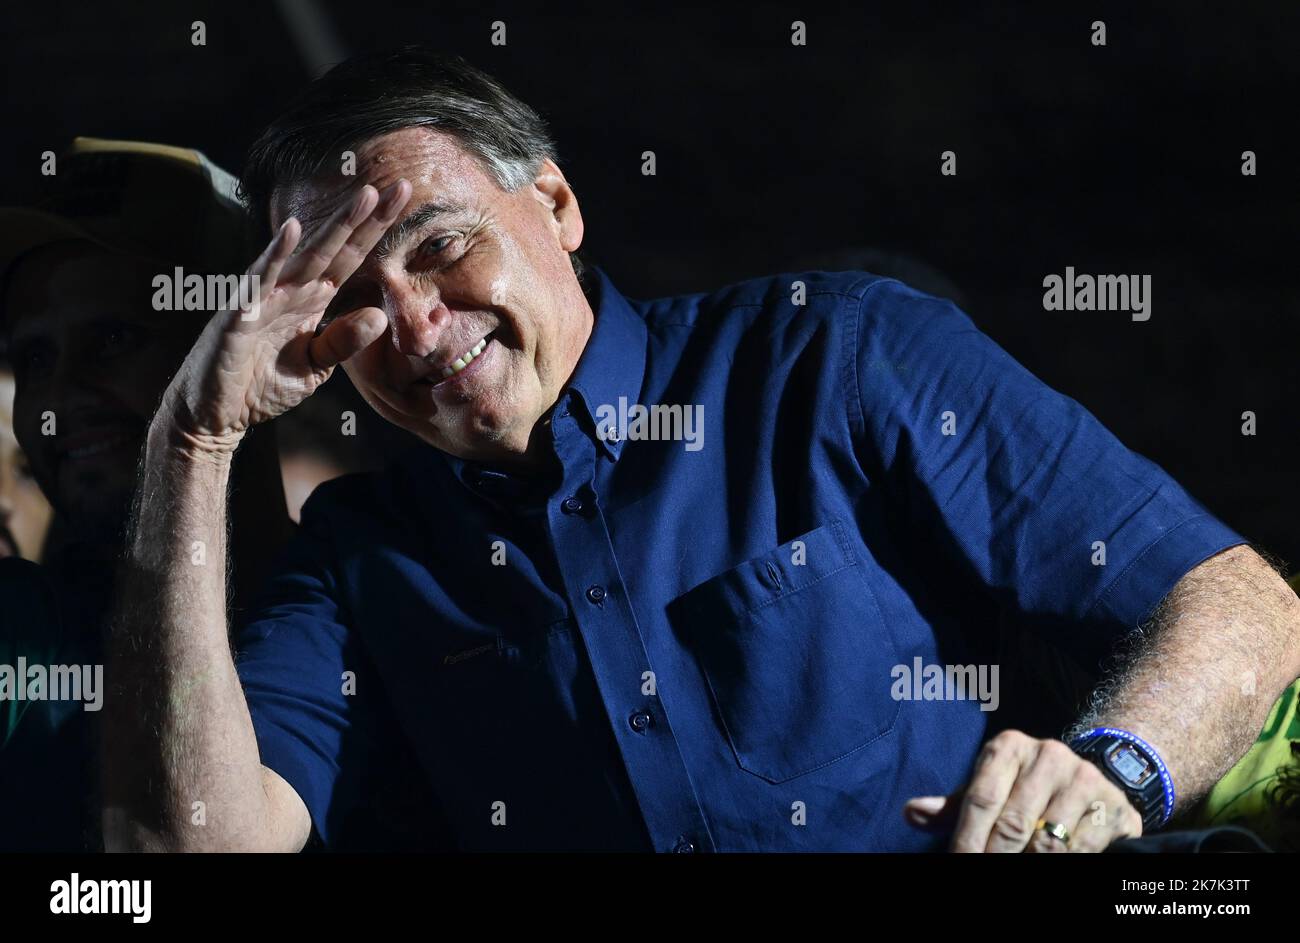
left=1191, top=574, right=1300, bottom=850
left=1192, top=677, right=1300, bottom=850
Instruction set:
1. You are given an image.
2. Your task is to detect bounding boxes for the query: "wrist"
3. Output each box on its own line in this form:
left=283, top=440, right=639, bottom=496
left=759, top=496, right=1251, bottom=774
left=148, top=393, right=245, bottom=464
left=1068, top=726, right=1175, bottom=831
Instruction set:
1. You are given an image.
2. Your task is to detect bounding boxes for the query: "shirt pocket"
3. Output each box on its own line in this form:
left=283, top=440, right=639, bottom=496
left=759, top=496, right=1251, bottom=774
left=671, top=519, right=901, bottom=784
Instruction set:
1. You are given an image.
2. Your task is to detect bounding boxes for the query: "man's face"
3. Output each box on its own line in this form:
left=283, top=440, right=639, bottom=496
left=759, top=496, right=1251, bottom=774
left=272, top=128, right=592, bottom=467
left=4, top=243, right=202, bottom=538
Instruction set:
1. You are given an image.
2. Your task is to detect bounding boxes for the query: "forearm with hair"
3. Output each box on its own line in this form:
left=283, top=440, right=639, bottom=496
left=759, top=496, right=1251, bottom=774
left=1067, top=544, right=1300, bottom=814
left=101, top=420, right=277, bottom=851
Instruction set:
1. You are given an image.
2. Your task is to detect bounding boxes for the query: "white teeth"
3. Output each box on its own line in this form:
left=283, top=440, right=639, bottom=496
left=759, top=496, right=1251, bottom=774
left=440, top=336, right=489, bottom=379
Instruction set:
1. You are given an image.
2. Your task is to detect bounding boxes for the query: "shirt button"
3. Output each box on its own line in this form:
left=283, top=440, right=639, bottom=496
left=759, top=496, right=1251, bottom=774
left=586, top=585, right=607, bottom=604
left=673, top=837, right=696, bottom=854
left=629, top=710, right=652, bottom=733
left=561, top=496, right=584, bottom=514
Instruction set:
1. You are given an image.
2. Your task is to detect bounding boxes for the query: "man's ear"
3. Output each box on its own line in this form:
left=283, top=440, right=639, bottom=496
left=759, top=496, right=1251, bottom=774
left=531, top=159, right=584, bottom=254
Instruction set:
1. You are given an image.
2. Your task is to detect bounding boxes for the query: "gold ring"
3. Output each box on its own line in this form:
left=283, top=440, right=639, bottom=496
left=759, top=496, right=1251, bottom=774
left=1035, top=819, right=1071, bottom=845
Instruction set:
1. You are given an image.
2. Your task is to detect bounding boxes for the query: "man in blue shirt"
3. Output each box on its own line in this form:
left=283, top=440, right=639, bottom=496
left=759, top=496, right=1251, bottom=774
left=102, top=49, right=1300, bottom=853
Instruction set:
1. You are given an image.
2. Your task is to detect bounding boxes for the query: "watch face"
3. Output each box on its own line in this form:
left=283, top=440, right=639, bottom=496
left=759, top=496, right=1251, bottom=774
left=1106, top=742, right=1155, bottom=787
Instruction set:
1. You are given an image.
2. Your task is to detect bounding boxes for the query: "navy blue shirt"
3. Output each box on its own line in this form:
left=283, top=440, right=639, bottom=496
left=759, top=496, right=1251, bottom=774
left=236, top=267, right=1244, bottom=852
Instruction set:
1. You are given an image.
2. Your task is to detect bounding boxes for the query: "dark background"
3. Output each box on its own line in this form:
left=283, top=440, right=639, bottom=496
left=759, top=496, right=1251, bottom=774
left=2, top=0, right=1295, bottom=563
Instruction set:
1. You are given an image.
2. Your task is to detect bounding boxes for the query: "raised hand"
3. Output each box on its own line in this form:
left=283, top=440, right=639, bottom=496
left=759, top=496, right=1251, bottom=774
left=161, top=178, right=412, bottom=454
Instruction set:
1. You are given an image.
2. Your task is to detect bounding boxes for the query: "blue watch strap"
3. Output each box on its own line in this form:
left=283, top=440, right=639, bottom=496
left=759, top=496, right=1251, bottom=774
left=1069, top=726, right=1176, bottom=827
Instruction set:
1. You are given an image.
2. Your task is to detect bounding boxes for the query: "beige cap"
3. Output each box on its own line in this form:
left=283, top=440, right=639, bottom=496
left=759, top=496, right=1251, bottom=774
left=0, top=136, right=256, bottom=294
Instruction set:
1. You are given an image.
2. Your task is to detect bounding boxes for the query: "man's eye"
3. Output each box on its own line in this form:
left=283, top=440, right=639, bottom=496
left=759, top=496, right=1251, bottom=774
left=416, top=234, right=456, bottom=259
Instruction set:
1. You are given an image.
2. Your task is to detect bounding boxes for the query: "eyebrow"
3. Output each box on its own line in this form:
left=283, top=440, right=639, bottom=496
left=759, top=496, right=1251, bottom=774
left=375, top=201, right=467, bottom=260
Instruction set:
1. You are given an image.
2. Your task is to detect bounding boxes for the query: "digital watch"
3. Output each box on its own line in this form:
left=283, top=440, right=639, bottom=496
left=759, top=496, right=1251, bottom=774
left=1068, top=727, right=1174, bottom=832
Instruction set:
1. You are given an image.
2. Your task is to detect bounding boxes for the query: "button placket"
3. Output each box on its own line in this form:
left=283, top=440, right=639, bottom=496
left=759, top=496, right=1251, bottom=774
left=545, top=404, right=714, bottom=853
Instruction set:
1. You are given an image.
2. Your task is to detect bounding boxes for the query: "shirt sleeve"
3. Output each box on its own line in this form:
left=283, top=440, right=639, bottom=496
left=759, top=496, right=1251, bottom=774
left=233, top=486, right=383, bottom=848
left=849, top=278, right=1247, bottom=667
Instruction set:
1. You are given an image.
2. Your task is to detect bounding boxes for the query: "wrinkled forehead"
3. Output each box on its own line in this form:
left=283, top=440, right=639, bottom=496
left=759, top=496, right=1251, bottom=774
left=270, top=127, right=501, bottom=237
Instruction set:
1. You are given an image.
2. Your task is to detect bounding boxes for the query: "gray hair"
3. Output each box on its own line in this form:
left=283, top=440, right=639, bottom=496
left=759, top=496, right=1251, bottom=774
left=239, top=47, right=586, bottom=280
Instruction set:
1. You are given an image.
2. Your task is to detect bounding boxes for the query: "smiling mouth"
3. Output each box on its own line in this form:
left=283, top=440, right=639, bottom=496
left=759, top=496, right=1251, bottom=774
left=441, top=332, right=492, bottom=379
left=419, top=331, right=495, bottom=386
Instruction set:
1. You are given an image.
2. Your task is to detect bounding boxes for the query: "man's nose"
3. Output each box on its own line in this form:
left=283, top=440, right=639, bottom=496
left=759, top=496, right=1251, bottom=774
left=386, top=285, right=454, bottom=361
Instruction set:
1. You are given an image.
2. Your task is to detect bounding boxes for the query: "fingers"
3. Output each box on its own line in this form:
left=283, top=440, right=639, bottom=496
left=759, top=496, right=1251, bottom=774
left=306, top=306, right=388, bottom=372
left=1063, top=791, right=1142, bottom=853
left=934, top=730, right=1143, bottom=854
left=248, top=216, right=301, bottom=284
left=258, top=218, right=300, bottom=298
left=229, top=219, right=300, bottom=324
left=1024, top=757, right=1110, bottom=853
left=984, top=739, right=1078, bottom=852
left=282, top=185, right=377, bottom=286
left=281, top=179, right=411, bottom=289
left=319, top=180, right=412, bottom=287
left=949, top=730, right=1035, bottom=852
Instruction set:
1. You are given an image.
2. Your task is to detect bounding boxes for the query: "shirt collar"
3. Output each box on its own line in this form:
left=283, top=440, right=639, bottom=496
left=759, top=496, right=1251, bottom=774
left=564, top=264, right=648, bottom=462
left=436, top=264, right=648, bottom=495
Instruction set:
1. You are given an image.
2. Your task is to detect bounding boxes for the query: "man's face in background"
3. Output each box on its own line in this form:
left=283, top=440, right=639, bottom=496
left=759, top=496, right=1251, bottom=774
left=272, top=128, right=592, bottom=468
left=3, top=242, right=202, bottom=542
